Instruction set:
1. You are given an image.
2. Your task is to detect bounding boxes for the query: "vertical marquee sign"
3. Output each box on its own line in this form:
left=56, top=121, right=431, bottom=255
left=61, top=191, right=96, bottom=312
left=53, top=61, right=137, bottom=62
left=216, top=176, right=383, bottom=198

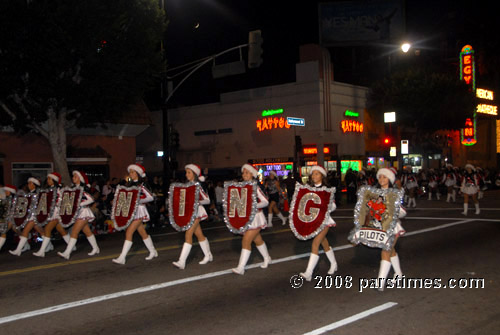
left=460, top=45, right=477, bottom=146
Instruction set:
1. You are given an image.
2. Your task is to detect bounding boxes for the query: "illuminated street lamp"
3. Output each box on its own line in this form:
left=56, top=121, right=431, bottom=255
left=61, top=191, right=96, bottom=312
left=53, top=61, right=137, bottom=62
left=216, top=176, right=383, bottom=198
left=401, top=43, right=411, bottom=53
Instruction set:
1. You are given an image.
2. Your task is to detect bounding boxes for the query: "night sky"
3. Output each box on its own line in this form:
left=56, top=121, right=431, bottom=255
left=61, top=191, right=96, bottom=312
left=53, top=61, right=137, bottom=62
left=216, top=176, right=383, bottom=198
left=161, top=0, right=495, bottom=106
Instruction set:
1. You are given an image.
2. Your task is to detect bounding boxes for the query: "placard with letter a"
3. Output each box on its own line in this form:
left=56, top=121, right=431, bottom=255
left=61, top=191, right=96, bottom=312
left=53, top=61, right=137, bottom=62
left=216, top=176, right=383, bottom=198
left=223, top=180, right=258, bottom=234
left=58, top=186, right=84, bottom=228
left=289, top=183, right=336, bottom=240
left=168, top=182, right=200, bottom=232
left=348, top=186, right=404, bottom=250
left=111, top=185, right=141, bottom=231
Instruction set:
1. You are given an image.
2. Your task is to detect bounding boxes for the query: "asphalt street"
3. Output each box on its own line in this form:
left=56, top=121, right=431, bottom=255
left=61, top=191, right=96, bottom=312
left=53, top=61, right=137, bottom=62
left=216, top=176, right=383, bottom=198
left=0, top=190, right=499, bottom=335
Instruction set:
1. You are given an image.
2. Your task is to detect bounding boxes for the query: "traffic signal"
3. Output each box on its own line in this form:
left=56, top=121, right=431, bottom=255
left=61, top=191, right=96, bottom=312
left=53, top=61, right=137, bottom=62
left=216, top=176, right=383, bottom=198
left=384, top=137, right=391, bottom=145
left=248, top=30, right=263, bottom=68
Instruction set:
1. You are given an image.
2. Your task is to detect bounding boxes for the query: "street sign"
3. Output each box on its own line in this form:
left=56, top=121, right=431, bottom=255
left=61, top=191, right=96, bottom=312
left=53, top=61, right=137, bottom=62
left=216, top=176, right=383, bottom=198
left=287, top=117, right=305, bottom=127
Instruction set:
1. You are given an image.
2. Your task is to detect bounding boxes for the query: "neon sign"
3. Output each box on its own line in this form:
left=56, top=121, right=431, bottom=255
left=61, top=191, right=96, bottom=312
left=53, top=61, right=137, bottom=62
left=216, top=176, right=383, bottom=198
left=476, top=89, right=493, bottom=100
left=344, top=110, right=359, bottom=117
left=303, top=147, right=330, bottom=155
left=460, top=45, right=475, bottom=91
left=340, top=120, right=364, bottom=133
left=461, top=117, right=477, bottom=146
left=476, top=104, right=498, bottom=116
left=256, top=117, right=291, bottom=132
left=261, top=108, right=284, bottom=117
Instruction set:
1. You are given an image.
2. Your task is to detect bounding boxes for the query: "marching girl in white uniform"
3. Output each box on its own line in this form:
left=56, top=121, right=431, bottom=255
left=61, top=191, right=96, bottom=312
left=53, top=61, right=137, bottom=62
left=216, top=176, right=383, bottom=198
left=232, top=164, right=272, bottom=275
left=461, top=164, right=480, bottom=215
left=57, top=170, right=100, bottom=259
left=299, top=166, right=338, bottom=281
left=9, top=177, right=53, bottom=256
left=172, top=164, right=213, bottom=269
left=442, top=165, right=457, bottom=203
left=372, top=168, right=407, bottom=291
left=427, top=170, right=440, bottom=200
left=33, top=172, right=75, bottom=257
left=112, top=164, right=158, bottom=264
left=0, top=185, right=18, bottom=251
left=403, top=172, right=418, bottom=208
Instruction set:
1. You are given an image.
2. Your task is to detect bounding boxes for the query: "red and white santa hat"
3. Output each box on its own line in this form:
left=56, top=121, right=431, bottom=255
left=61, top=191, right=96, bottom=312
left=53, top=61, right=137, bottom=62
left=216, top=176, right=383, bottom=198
left=73, top=170, right=89, bottom=186
left=389, top=167, right=398, bottom=176
left=127, top=163, right=146, bottom=178
left=241, top=164, right=258, bottom=178
left=465, top=163, right=475, bottom=171
left=3, top=184, right=17, bottom=194
left=376, top=168, right=396, bottom=184
left=310, top=165, right=327, bottom=177
left=28, top=177, right=41, bottom=186
left=48, top=172, right=61, bottom=185
left=185, top=164, right=205, bottom=182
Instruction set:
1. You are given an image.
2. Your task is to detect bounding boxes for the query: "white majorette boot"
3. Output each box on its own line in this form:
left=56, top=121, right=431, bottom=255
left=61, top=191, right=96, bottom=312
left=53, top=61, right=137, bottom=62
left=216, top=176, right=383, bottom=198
left=428, top=192, right=432, bottom=200
left=58, top=237, right=77, bottom=260
left=267, top=214, right=273, bottom=228
left=462, top=203, right=468, bottom=215
left=390, top=254, right=403, bottom=280
left=173, top=242, right=192, bottom=269
left=0, top=236, right=6, bottom=250
left=437, top=192, right=440, bottom=200
left=113, top=240, right=133, bottom=265
left=198, top=239, right=213, bottom=264
left=143, top=236, right=158, bottom=260
left=300, top=253, right=319, bottom=281
left=377, top=260, right=392, bottom=291
left=446, top=193, right=451, bottom=203
left=33, top=236, right=52, bottom=257
left=45, top=240, right=54, bottom=253
left=232, top=248, right=251, bottom=275
left=277, top=212, right=287, bottom=225
left=475, top=203, right=480, bottom=215
left=87, top=234, right=100, bottom=256
left=9, top=236, right=28, bottom=256
left=325, top=248, right=338, bottom=275
left=452, top=190, right=457, bottom=202
left=256, top=243, right=271, bottom=268
left=62, top=234, right=77, bottom=251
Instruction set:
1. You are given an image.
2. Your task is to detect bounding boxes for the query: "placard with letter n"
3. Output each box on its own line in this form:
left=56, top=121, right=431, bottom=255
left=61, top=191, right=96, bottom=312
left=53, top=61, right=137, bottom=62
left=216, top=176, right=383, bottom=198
left=223, top=180, right=258, bottom=234
left=111, top=185, right=141, bottom=231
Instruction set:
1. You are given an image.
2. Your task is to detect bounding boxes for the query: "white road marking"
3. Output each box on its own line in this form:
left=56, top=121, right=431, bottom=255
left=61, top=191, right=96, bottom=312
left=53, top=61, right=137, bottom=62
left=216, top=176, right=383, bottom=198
left=302, top=302, right=398, bottom=335
left=0, top=218, right=492, bottom=325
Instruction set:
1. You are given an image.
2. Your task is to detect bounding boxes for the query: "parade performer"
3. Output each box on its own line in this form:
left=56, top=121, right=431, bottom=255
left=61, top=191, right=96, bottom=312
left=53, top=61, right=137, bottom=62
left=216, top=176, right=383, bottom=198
left=442, top=165, right=457, bottom=203
left=293, top=165, right=338, bottom=282
left=427, top=169, right=440, bottom=200
left=265, top=171, right=287, bottom=227
left=32, top=172, right=74, bottom=257
left=349, top=168, right=406, bottom=291
left=112, top=164, right=158, bottom=264
left=0, top=184, right=17, bottom=251
left=403, top=170, right=418, bottom=208
left=229, top=164, right=272, bottom=275
left=172, top=164, right=213, bottom=269
left=9, top=177, right=53, bottom=255
left=57, top=170, right=100, bottom=259
left=461, top=164, right=480, bottom=215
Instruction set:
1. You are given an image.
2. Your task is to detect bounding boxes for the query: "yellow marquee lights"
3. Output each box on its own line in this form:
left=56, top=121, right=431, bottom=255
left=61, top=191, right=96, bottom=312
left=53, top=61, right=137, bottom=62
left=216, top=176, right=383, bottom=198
left=476, top=88, right=494, bottom=100
left=476, top=104, right=498, bottom=115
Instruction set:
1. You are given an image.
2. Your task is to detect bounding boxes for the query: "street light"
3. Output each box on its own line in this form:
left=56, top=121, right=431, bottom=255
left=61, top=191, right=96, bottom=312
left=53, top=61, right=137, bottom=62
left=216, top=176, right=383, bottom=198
left=401, top=43, right=411, bottom=53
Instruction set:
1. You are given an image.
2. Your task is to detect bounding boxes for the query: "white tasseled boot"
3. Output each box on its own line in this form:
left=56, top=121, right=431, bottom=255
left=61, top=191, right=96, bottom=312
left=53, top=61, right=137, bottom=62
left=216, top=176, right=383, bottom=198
left=325, top=248, right=338, bottom=275
left=428, top=192, right=432, bottom=200
left=0, top=236, right=6, bottom=250
left=9, top=236, right=28, bottom=256
left=143, top=236, right=158, bottom=260
left=390, top=254, right=403, bottom=280
left=475, top=203, right=480, bottom=215
left=267, top=214, right=273, bottom=228
left=232, top=248, right=251, bottom=275
left=112, top=240, right=133, bottom=265
left=173, top=243, right=192, bottom=269
left=87, top=235, right=100, bottom=256
left=33, top=236, right=51, bottom=257
left=277, top=212, right=287, bottom=225
left=256, top=243, right=271, bottom=268
left=462, top=203, right=468, bottom=215
left=377, top=260, right=392, bottom=291
left=57, top=237, right=77, bottom=260
left=300, top=253, right=319, bottom=281
left=62, top=234, right=77, bottom=251
left=446, top=193, right=451, bottom=203
left=198, top=239, right=213, bottom=264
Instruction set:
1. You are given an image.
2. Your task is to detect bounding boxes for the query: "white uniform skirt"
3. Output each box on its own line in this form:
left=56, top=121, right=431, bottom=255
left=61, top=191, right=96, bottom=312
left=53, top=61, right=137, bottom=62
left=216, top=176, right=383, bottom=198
left=406, top=181, right=418, bottom=189
left=247, top=211, right=267, bottom=231
left=197, top=205, right=208, bottom=221
left=325, top=215, right=336, bottom=228
left=462, top=185, right=478, bottom=195
left=77, top=207, right=95, bottom=223
left=394, top=220, right=405, bottom=237
left=134, top=204, right=150, bottom=222
left=445, top=179, right=456, bottom=187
